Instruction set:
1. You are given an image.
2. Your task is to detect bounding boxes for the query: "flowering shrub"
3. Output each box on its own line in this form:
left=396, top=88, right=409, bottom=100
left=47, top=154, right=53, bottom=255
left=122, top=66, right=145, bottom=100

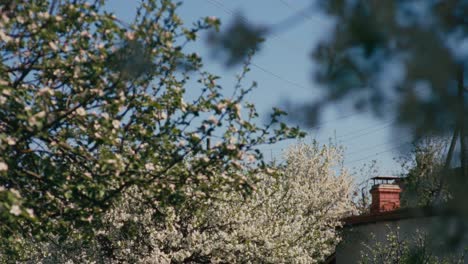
left=24, top=142, right=354, bottom=263
left=0, top=0, right=303, bottom=258
left=397, top=137, right=450, bottom=207
left=360, top=226, right=466, bottom=264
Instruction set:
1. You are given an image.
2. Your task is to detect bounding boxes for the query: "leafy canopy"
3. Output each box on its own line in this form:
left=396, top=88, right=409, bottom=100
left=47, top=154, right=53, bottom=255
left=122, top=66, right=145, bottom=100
left=313, top=0, right=468, bottom=136
left=0, top=0, right=303, bottom=255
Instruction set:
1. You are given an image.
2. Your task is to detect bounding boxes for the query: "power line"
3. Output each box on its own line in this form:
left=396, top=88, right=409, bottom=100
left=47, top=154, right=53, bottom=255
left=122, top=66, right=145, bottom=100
left=277, top=0, right=404, bottom=141
left=203, top=0, right=401, bottom=136
left=250, top=62, right=309, bottom=90
left=311, top=100, right=398, bottom=131
left=204, top=0, right=311, bottom=89
left=337, top=119, right=397, bottom=139
left=202, top=0, right=418, bottom=168
left=344, top=140, right=411, bottom=165
left=278, top=0, right=294, bottom=8
left=205, top=0, right=303, bottom=47
left=259, top=137, right=413, bottom=166
left=204, top=0, right=389, bottom=128
left=278, top=0, right=316, bottom=22
left=204, top=0, right=378, bottom=125
left=339, top=121, right=396, bottom=142
left=346, top=135, right=413, bottom=156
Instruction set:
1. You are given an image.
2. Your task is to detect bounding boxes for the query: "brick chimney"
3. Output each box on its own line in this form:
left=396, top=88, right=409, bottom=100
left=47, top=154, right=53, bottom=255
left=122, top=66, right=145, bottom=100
left=370, top=177, right=402, bottom=214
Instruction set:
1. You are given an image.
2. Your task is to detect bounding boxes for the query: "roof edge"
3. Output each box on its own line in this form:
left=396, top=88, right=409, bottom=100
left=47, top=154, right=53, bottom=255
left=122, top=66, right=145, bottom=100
left=343, top=206, right=437, bottom=227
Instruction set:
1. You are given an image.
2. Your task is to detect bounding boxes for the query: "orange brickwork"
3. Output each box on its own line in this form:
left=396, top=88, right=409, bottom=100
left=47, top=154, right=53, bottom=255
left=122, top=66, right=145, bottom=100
left=370, top=184, right=402, bottom=214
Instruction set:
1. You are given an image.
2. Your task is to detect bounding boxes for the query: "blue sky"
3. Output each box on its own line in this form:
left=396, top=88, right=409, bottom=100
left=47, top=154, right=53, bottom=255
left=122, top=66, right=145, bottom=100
left=107, top=0, right=411, bottom=181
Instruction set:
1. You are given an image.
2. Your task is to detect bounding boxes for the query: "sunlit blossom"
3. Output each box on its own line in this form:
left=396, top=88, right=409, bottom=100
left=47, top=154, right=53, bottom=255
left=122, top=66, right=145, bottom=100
left=9, top=205, right=21, bottom=216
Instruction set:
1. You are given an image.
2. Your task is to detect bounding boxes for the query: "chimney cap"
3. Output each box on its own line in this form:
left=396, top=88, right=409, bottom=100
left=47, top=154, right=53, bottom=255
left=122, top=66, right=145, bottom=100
left=371, top=176, right=401, bottom=186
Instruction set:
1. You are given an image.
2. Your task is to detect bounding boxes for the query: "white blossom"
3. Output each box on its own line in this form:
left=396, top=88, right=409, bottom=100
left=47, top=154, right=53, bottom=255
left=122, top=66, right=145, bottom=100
left=0, top=162, right=8, bottom=172
left=25, top=208, right=34, bottom=218
left=9, top=205, right=21, bottom=216
left=226, top=144, right=236, bottom=150
left=0, top=31, right=12, bottom=42
left=48, top=41, right=59, bottom=51
left=37, top=12, right=50, bottom=20
left=101, top=112, right=110, bottom=120
left=207, top=115, right=218, bottom=125
left=75, top=107, right=86, bottom=116
left=216, top=102, right=227, bottom=112
left=233, top=103, right=241, bottom=117
left=176, top=140, right=187, bottom=147
left=5, top=137, right=16, bottom=146
left=38, top=87, right=54, bottom=96
left=155, top=111, right=167, bottom=120
left=112, top=119, right=120, bottom=129
left=191, top=133, right=201, bottom=140
left=80, top=30, right=91, bottom=38
left=145, top=163, right=155, bottom=171
left=125, top=31, right=135, bottom=40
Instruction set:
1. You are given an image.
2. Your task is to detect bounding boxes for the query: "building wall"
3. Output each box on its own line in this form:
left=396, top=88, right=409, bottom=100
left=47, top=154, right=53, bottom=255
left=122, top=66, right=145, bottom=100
left=335, top=216, right=467, bottom=263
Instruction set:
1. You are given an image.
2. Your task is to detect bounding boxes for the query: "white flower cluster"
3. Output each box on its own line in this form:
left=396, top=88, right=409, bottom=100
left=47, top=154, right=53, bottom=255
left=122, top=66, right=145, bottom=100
left=28, top=142, right=354, bottom=263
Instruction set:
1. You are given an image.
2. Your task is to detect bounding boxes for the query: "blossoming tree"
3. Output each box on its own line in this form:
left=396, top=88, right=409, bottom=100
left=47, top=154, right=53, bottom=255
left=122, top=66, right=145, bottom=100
left=0, top=0, right=304, bottom=257
left=25, top=142, right=354, bottom=263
